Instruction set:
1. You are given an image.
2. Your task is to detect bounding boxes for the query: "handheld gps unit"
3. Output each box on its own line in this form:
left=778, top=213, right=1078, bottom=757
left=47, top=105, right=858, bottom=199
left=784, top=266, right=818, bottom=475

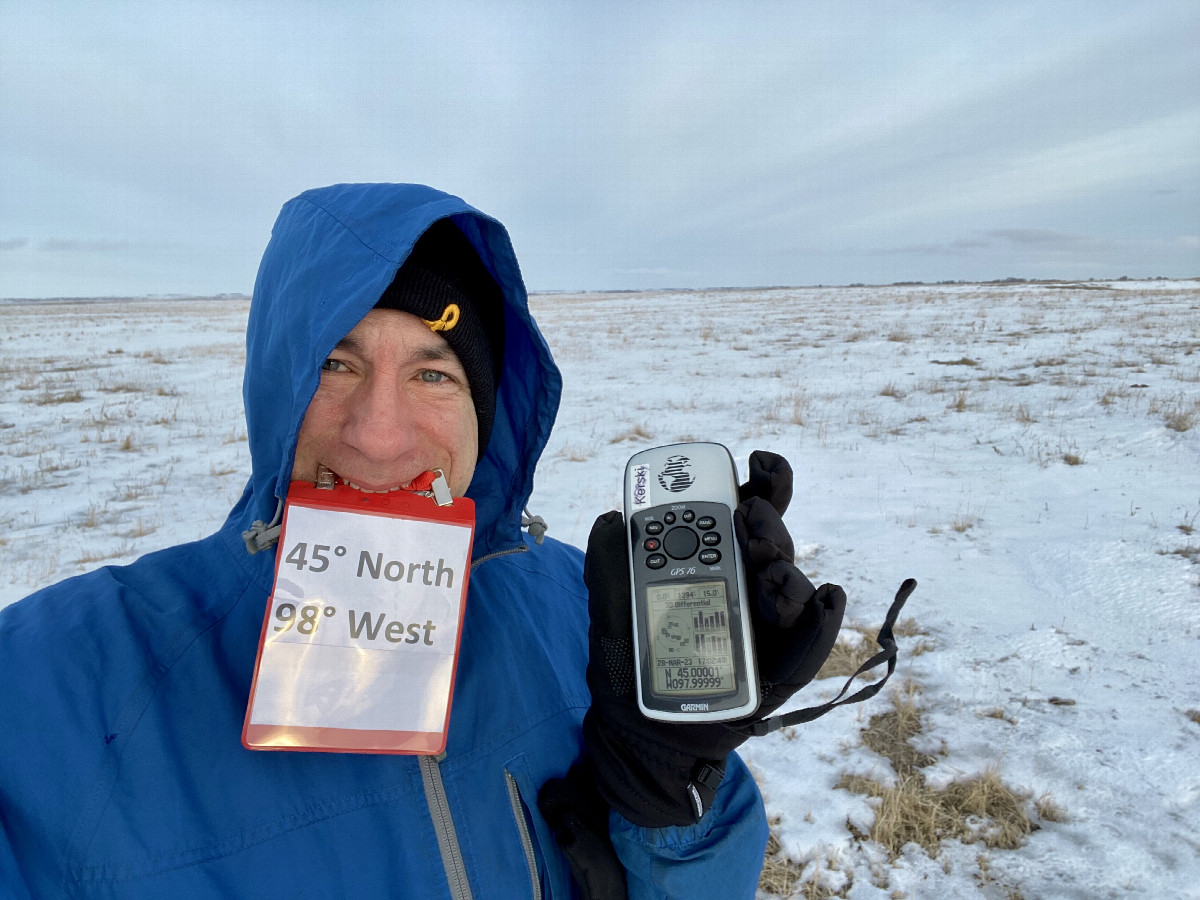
left=624, top=442, right=760, bottom=723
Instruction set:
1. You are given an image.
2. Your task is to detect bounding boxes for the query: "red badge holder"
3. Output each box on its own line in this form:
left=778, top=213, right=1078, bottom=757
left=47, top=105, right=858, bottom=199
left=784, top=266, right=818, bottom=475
left=243, top=469, right=474, bottom=754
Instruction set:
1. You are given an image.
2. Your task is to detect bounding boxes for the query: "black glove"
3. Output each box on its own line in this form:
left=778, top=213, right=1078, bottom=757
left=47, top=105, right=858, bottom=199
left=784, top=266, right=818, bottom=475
left=582, top=451, right=847, bottom=828
left=537, top=760, right=628, bottom=900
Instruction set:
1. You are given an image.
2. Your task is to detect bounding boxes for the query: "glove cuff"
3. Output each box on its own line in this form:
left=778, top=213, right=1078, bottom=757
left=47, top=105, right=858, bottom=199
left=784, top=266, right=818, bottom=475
left=583, top=709, right=727, bottom=828
left=686, top=759, right=726, bottom=820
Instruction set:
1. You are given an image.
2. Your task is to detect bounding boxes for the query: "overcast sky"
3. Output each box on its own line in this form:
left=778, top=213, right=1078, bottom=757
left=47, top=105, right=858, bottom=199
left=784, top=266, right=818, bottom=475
left=2, top=1, right=1197, bottom=298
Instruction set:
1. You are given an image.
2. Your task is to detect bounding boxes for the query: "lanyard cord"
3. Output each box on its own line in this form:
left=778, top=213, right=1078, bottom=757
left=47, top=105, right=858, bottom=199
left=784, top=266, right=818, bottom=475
left=731, top=578, right=918, bottom=738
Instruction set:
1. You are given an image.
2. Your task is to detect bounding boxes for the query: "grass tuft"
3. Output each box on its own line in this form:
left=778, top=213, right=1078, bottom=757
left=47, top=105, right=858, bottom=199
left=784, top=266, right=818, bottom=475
left=1164, top=406, right=1197, bottom=432
left=951, top=514, right=976, bottom=532
left=1034, top=792, right=1069, bottom=824
left=759, top=824, right=807, bottom=897
left=769, top=390, right=809, bottom=426
left=837, top=684, right=1041, bottom=860
left=609, top=423, right=653, bottom=443
left=29, top=389, right=85, bottom=405
left=817, top=629, right=877, bottom=679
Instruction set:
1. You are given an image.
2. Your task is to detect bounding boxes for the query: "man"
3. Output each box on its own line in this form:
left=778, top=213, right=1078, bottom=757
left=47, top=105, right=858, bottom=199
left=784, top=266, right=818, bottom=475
left=0, top=183, right=850, bottom=898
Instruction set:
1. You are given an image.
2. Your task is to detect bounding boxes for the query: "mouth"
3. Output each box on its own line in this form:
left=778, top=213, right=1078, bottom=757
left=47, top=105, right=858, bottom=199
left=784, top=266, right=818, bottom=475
left=315, top=464, right=435, bottom=494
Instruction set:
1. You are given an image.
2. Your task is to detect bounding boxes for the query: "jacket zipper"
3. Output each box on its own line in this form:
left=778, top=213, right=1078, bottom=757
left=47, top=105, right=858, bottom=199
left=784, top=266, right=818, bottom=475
left=419, top=543, right=532, bottom=898
left=504, top=770, right=543, bottom=900
left=420, top=755, right=474, bottom=900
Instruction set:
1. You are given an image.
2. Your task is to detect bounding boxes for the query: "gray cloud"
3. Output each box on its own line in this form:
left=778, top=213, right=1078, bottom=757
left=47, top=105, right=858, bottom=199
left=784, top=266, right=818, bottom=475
left=1, top=1, right=1197, bottom=296
left=984, top=229, right=1084, bottom=246
left=36, top=239, right=132, bottom=254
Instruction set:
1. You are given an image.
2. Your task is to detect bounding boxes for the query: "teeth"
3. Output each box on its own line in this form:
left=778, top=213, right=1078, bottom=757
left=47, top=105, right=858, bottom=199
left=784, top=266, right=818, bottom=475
left=320, top=466, right=421, bottom=493
left=344, top=480, right=406, bottom=494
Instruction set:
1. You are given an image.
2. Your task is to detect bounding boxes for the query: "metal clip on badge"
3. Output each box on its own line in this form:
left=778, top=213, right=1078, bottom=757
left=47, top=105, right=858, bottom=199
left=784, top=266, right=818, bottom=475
left=315, top=464, right=337, bottom=490
left=428, top=469, right=453, bottom=507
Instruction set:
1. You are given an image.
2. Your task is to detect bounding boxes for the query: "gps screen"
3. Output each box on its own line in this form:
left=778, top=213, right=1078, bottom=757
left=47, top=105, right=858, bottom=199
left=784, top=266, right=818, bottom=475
left=647, top=580, right=737, bottom=696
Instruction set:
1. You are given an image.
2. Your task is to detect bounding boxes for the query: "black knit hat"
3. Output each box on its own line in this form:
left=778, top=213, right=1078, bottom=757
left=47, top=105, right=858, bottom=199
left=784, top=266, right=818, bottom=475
left=375, top=219, right=505, bottom=454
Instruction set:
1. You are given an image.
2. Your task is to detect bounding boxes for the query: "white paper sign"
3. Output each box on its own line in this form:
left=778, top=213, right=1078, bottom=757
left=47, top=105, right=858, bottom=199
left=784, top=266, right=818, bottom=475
left=247, top=503, right=472, bottom=736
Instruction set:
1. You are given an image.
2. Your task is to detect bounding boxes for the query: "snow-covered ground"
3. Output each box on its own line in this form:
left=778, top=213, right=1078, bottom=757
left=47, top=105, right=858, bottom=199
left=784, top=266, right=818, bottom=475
left=3, top=281, right=1199, bottom=898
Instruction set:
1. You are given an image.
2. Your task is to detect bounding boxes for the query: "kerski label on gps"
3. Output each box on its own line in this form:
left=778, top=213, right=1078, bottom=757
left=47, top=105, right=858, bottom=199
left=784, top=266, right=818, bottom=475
left=242, top=476, right=474, bottom=755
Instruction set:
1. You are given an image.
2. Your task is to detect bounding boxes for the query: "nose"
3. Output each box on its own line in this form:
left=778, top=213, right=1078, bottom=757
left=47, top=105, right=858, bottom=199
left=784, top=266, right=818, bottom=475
left=340, top=372, right=420, bottom=463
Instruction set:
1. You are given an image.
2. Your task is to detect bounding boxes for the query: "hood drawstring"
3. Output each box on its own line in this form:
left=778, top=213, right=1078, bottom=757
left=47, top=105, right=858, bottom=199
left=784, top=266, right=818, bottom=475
left=242, top=498, right=284, bottom=555
left=521, top=507, right=547, bottom=545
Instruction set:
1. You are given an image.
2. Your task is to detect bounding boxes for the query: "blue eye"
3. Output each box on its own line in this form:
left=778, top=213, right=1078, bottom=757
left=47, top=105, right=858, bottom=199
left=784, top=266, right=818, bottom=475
left=321, top=359, right=347, bottom=373
left=420, top=370, right=448, bottom=383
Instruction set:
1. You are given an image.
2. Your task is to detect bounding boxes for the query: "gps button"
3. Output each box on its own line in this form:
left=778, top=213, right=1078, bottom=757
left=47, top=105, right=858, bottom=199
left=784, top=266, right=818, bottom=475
left=663, top=527, right=700, bottom=560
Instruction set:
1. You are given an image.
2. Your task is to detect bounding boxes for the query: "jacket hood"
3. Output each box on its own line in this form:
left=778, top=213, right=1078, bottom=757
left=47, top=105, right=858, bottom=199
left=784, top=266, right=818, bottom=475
left=229, top=183, right=561, bottom=559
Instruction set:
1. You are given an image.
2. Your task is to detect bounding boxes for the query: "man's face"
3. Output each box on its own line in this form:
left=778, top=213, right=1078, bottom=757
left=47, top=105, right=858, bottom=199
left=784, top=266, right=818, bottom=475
left=292, top=309, right=479, bottom=497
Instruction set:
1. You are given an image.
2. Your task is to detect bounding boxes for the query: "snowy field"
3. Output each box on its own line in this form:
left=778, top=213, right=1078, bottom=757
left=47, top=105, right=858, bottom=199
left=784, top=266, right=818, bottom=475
left=2, top=282, right=1199, bottom=898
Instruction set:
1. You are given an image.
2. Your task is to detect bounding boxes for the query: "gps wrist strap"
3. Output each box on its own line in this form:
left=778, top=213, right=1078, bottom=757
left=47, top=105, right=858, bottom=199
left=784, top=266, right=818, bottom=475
left=733, top=578, right=917, bottom=738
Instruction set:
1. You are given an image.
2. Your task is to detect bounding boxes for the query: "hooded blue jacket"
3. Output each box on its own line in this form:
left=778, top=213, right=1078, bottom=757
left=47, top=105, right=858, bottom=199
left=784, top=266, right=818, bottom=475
left=0, top=184, right=767, bottom=899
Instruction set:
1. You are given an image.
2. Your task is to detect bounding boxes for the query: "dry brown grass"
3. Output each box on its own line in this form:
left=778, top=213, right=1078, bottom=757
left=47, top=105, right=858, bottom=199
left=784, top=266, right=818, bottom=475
left=861, top=682, right=937, bottom=776
left=560, top=446, right=592, bottom=462
left=951, top=513, right=977, bottom=532
left=28, top=389, right=85, bottom=405
left=1098, top=386, right=1131, bottom=407
left=817, top=629, right=876, bottom=680
left=836, top=684, right=1043, bottom=861
left=1165, top=544, right=1200, bottom=564
left=839, top=763, right=1035, bottom=860
left=979, top=706, right=1016, bottom=724
left=1164, top=405, right=1198, bottom=432
left=1010, top=402, right=1037, bottom=424
left=609, top=422, right=654, bottom=443
left=769, top=390, right=809, bottom=426
left=818, top=618, right=932, bottom=681
left=75, top=542, right=134, bottom=565
left=98, top=382, right=147, bottom=394
left=1034, top=792, right=1069, bottom=824
left=79, top=504, right=101, bottom=528
left=892, top=617, right=928, bottom=639
left=760, top=824, right=854, bottom=899
left=759, top=824, right=808, bottom=897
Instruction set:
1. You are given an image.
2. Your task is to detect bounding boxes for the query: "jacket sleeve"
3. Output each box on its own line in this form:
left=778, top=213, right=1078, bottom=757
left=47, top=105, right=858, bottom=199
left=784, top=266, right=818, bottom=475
left=607, top=751, right=767, bottom=900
